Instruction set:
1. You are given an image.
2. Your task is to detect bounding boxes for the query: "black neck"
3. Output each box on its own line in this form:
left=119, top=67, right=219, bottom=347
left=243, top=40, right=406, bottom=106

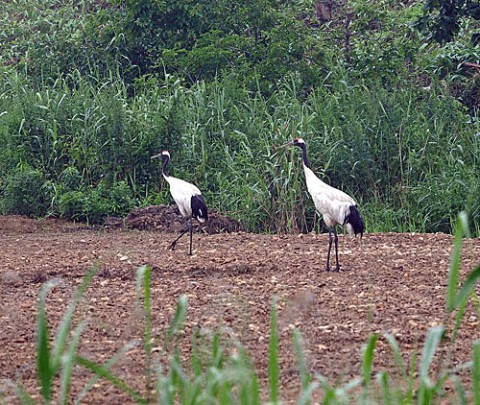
left=296, top=143, right=311, bottom=169
left=162, top=154, right=170, bottom=177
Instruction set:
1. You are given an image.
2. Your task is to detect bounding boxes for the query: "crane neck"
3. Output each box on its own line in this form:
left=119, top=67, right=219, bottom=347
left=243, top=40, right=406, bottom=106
left=162, top=154, right=170, bottom=179
left=296, top=143, right=311, bottom=169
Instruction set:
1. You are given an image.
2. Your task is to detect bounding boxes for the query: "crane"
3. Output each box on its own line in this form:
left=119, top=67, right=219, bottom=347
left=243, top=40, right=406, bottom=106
left=151, top=150, right=208, bottom=255
left=280, top=137, right=364, bottom=271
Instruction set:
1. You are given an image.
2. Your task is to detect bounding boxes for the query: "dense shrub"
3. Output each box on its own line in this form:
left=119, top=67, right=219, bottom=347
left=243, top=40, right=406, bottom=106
left=1, top=166, right=54, bottom=217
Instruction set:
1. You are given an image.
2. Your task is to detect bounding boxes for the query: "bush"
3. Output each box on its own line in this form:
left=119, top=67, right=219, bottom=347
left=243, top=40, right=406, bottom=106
left=1, top=166, right=54, bottom=217
left=59, top=190, right=87, bottom=221
left=58, top=181, right=135, bottom=224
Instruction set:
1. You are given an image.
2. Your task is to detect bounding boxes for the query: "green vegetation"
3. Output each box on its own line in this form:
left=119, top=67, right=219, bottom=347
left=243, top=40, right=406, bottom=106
left=10, top=213, right=480, bottom=403
left=0, top=0, right=479, bottom=234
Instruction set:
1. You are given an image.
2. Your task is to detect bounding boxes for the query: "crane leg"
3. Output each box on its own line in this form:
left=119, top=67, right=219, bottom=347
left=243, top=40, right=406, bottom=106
left=188, top=218, right=193, bottom=256
left=333, top=227, right=341, bottom=272
left=169, top=219, right=190, bottom=251
left=169, top=229, right=187, bottom=251
left=326, top=229, right=333, bottom=271
left=169, top=218, right=194, bottom=255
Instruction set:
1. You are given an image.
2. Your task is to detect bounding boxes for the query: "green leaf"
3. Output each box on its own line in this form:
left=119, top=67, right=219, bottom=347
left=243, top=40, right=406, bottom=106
left=453, top=376, right=468, bottom=405
left=362, top=333, right=379, bottom=387
left=75, top=341, right=138, bottom=405
left=446, top=212, right=468, bottom=312
left=384, top=333, right=406, bottom=381
left=454, top=265, right=480, bottom=309
left=76, top=355, right=148, bottom=404
left=135, top=265, right=153, bottom=392
left=15, top=384, right=36, bottom=405
left=268, top=298, right=280, bottom=404
left=59, top=320, right=89, bottom=405
left=36, top=279, right=61, bottom=402
left=377, top=371, right=392, bottom=405
left=163, top=295, right=188, bottom=350
left=474, top=340, right=480, bottom=405
left=298, top=381, right=320, bottom=405
left=52, top=267, right=98, bottom=368
left=419, top=326, right=445, bottom=385
left=293, top=329, right=310, bottom=392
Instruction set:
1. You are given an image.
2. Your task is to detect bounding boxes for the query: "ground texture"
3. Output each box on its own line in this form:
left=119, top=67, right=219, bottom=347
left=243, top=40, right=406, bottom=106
left=1, top=210, right=480, bottom=403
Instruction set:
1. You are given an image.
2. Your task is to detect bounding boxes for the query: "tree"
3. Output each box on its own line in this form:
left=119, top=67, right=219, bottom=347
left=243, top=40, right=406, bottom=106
left=417, top=0, right=480, bottom=43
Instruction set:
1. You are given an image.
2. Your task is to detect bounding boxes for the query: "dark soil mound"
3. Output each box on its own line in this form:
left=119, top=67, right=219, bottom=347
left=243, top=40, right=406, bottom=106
left=120, top=205, right=243, bottom=234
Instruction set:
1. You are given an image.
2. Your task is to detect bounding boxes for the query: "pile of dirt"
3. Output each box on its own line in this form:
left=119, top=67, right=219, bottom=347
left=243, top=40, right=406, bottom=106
left=113, top=205, right=243, bottom=234
left=0, top=215, right=87, bottom=233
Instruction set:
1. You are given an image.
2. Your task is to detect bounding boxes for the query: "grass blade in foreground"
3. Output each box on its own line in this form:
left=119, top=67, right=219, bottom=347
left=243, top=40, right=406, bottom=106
left=59, top=320, right=88, bottom=404
left=417, top=326, right=445, bottom=403
left=362, top=333, right=379, bottom=387
left=35, top=268, right=97, bottom=403
left=293, top=329, right=311, bottom=392
left=446, top=212, right=469, bottom=312
left=36, top=279, right=60, bottom=402
left=135, top=265, right=153, bottom=396
left=75, top=356, right=148, bottom=404
left=269, top=299, right=280, bottom=404
left=474, top=341, right=480, bottom=404
left=163, top=295, right=188, bottom=350
left=74, top=341, right=138, bottom=405
left=52, top=268, right=98, bottom=366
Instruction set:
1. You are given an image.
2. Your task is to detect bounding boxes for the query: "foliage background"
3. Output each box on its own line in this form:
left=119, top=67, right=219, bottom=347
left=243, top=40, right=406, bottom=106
left=0, top=0, right=479, bottom=234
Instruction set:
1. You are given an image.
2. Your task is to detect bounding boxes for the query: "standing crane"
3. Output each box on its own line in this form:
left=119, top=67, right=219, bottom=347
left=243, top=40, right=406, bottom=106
left=280, top=138, right=364, bottom=271
left=151, top=150, right=208, bottom=256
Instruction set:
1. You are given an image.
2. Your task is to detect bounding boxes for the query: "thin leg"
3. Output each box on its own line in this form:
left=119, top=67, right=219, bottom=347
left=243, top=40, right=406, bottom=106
left=326, top=229, right=333, bottom=271
left=188, top=218, right=193, bottom=256
left=333, top=227, right=341, bottom=272
left=169, top=219, right=190, bottom=251
left=169, top=229, right=187, bottom=251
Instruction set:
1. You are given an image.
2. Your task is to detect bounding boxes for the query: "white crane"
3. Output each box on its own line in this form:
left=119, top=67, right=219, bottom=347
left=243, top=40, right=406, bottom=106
left=280, top=138, right=364, bottom=271
left=151, top=150, right=208, bottom=255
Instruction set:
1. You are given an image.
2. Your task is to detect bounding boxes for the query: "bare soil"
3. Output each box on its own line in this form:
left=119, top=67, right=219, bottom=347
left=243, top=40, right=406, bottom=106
left=1, top=210, right=479, bottom=403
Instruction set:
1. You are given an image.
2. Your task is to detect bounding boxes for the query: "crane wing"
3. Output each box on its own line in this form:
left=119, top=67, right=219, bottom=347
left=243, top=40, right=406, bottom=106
left=309, top=185, right=357, bottom=228
left=165, top=176, right=203, bottom=217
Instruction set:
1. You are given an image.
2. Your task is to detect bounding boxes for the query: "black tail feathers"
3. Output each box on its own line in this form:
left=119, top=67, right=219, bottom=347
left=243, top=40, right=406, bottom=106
left=191, top=194, right=208, bottom=222
left=345, top=205, right=365, bottom=238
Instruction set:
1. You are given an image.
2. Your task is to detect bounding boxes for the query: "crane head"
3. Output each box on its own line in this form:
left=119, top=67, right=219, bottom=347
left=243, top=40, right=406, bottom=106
left=151, top=150, right=170, bottom=160
left=277, top=137, right=306, bottom=149
left=292, top=137, right=306, bottom=146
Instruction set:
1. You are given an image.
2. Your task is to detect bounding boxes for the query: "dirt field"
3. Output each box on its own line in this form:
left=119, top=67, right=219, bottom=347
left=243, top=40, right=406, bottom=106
left=1, top=211, right=480, bottom=403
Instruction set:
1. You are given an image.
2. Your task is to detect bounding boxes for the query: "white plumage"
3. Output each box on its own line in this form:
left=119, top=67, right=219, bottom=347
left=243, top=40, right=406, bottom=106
left=165, top=176, right=206, bottom=222
left=151, top=150, right=208, bottom=255
left=284, top=138, right=364, bottom=271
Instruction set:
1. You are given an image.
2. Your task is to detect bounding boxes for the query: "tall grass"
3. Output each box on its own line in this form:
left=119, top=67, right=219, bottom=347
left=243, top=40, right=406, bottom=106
left=0, top=67, right=479, bottom=233
left=13, top=213, right=480, bottom=403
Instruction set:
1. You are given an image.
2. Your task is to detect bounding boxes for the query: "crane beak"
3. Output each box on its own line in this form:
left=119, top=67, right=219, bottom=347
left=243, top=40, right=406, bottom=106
left=151, top=152, right=163, bottom=160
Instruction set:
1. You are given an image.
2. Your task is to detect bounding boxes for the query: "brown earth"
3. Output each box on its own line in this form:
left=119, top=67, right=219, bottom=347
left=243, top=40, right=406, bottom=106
left=1, top=211, right=480, bottom=403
